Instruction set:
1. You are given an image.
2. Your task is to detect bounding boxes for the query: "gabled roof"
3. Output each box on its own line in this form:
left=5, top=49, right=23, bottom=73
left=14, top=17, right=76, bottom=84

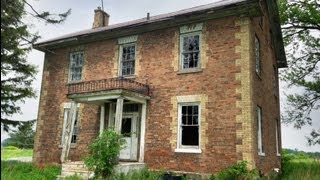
left=34, top=0, right=286, bottom=67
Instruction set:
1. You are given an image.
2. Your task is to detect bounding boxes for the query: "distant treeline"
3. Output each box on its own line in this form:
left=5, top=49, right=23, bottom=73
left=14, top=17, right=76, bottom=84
left=284, top=148, right=320, bottom=159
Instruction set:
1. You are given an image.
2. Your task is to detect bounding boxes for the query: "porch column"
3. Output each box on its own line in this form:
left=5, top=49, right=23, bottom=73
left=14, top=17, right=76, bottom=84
left=139, top=101, right=147, bottom=162
left=114, top=97, right=124, bottom=133
left=99, top=104, right=105, bottom=136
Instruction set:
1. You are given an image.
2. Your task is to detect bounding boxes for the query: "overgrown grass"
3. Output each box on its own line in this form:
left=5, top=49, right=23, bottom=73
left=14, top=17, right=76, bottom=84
left=1, top=161, right=61, bottom=180
left=279, top=152, right=320, bottom=180
left=112, top=168, right=163, bottom=180
left=1, top=146, right=33, bottom=160
left=1, top=147, right=319, bottom=180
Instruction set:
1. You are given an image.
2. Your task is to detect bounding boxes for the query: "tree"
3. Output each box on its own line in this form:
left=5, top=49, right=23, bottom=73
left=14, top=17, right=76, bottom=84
left=6, top=119, right=36, bottom=149
left=1, top=0, right=70, bottom=131
left=279, top=0, right=320, bottom=145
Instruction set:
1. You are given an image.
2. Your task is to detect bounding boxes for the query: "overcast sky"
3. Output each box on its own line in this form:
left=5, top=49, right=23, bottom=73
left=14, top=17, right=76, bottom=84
left=2, top=0, right=319, bottom=152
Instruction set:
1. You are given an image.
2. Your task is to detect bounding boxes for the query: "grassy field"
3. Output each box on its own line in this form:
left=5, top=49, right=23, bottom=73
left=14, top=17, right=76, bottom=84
left=1, top=161, right=61, bottom=180
left=1, top=146, right=33, bottom=160
left=278, top=156, right=320, bottom=180
left=1, top=147, right=319, bottom=179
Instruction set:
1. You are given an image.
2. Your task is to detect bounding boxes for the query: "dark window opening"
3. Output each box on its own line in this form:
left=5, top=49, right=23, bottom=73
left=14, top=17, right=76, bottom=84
left=121, top=118, right=132, bottom=137
left=182, top=126, right=199, bottom=146
left=181, top=105, right=199, bottom=146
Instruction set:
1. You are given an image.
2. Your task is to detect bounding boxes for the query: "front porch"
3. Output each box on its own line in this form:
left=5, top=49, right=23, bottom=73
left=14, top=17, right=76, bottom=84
left=60, top=78, right=150, bottom=177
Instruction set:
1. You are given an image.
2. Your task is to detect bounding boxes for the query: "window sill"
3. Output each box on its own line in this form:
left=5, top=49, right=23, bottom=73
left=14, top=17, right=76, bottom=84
left=177, top=68, right=202, bottom=75
left=258, top=152, right=265, bottom=156
left=174, top=148, right=202, bottom=154
left=67, top=80, right=83, bottom=85
left=119, top=75, right=136, bottom=79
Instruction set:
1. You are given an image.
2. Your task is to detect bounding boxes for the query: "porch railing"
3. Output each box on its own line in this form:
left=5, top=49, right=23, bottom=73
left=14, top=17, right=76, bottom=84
left=67, top=78, right=149, bottom=96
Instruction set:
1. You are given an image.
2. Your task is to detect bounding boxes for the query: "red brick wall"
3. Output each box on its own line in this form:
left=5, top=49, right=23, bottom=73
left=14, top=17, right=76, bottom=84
left=250, top=1, right=281, bottom=174
left=34, top=11, right=281, bottom=175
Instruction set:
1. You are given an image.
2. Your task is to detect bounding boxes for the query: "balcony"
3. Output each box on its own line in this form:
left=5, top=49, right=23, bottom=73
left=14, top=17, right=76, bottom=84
left=67, top=78, right=150, bottom=97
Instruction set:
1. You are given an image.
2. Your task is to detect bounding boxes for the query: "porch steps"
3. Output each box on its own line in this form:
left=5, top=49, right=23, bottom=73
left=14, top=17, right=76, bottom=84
left=57, top=161, right=146, bottom=179
left=57, top=161, right=92, bottom=180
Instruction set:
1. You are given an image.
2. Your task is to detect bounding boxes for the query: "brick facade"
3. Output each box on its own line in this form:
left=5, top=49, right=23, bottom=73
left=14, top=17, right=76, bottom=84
left=34, top=1, right=283, bottom=175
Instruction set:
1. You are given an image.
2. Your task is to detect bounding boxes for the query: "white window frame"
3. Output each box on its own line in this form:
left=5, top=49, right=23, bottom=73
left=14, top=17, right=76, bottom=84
left=118, top=43, right=136, bottom=77
left=255, top=35, right=261, bottom=76
left=257, top=106, right=265, bottom=156
left=275, top=119, right=281, bottom=156
left=175, top=102, right=201, bottom=153
left=69, top=51, right=84, bottom=82
left=179, top=31, right=202, bottom=71
left=61, top=103, right=80, bottom=145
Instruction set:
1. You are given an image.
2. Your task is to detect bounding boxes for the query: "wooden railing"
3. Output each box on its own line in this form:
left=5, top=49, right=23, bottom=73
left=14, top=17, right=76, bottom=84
left=67, top=78, right=149, bottom=96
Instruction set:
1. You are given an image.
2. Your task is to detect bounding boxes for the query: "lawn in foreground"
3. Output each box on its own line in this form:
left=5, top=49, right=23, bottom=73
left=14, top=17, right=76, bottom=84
left=1, top=146, right=33, bottom=160
left=1, top=161, right=61, bottom=180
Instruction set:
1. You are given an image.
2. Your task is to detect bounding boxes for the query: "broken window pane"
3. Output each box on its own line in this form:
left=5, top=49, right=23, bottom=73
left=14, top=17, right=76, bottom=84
left=121, top=118, right=132, bottom=137
left=70, top=51, right=84, bottom=81
left=121, top=45, right=135, bottom=76
left=181, top=35, right=200, bottom=69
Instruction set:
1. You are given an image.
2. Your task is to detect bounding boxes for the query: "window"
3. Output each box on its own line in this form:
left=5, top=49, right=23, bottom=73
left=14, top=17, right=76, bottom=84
left=273, top=65, right=278, bottom=96
left=62, top=107, right=79, bottom=144
left=69, top=51, right=84, bottom=81
left=120, top=44, right=136, bottom=76
left=275, top=119, right=281, bottom=156
left=179, top=23, right=203, bottom=71
left=255, top=36, right=261, bottom=76
left=178, top=104, right=200, bottom=150
left=257, top=106, right=264, bottom=155
left=180, top=33, right=200, bottom=69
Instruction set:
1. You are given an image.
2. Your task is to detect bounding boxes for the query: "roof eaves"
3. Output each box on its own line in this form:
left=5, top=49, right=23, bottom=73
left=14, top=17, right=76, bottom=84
left=34, top=0, right=259, bottom=51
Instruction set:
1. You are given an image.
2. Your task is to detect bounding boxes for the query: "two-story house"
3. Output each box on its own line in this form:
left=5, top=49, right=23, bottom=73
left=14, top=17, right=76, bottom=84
left=33, top=0, right=286, bottom=177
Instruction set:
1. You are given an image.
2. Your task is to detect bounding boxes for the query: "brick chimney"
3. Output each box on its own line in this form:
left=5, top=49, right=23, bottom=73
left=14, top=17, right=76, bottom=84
left=92, top=7, right=109, bottom=28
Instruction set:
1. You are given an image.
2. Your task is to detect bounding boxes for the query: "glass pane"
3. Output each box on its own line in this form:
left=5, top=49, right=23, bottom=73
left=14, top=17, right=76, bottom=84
left=192, top=116, right=198, bottom=125
left=182, top=106, right=187, bottom=115
left=193, top=106, right=198, bottom=115
left=187, top=106, right=193, bottom=115
left=181, top=126, right=199, bottom=146
left=182, top=115, right=187, bottom=125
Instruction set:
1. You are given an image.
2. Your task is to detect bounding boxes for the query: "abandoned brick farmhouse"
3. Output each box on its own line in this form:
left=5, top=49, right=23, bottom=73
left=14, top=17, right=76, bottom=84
left=33, top=0, right=286, bottom=176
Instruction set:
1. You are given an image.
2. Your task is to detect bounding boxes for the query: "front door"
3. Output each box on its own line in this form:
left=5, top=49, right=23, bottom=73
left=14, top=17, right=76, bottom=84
left=119, top=113, right=138, bottom=161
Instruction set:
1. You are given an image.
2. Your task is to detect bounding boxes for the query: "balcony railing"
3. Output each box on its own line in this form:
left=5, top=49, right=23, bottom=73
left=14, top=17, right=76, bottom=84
left=67, top=78, right=150, bottom=96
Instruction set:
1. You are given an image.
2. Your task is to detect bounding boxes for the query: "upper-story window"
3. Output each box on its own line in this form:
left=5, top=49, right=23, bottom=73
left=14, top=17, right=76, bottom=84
left=255, top=35, right=261, bottom=76
left=69, top=51, right=84, bottom=82
left=181, top=33, right=200, bottom=69
left=120, top=44, right=136, bottom=76
left=180, top=23, right=203, bottom=71
left=118, top=35, right=138, bottom=77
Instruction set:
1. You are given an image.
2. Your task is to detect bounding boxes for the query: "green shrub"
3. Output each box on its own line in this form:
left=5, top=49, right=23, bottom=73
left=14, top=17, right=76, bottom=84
left=83, top=129, right=125, bottom=179
left=214, top=161, right=258, bottom=180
